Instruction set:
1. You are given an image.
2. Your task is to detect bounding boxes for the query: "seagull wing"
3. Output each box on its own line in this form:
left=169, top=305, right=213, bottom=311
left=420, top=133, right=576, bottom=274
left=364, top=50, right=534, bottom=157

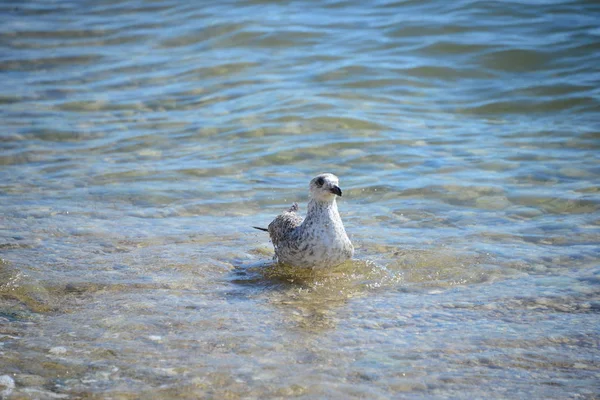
left=268, top=203, right=303, bottom=247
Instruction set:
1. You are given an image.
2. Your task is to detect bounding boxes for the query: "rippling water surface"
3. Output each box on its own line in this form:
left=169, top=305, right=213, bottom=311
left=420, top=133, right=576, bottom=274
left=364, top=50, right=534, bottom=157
left=1, top=0, right=599, bottom=398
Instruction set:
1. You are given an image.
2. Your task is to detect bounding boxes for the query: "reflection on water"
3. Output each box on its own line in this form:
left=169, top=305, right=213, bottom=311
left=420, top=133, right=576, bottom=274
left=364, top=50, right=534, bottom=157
left=1, top=0, right=600, bottom=398
left=232, top=248, right=494, bottom=334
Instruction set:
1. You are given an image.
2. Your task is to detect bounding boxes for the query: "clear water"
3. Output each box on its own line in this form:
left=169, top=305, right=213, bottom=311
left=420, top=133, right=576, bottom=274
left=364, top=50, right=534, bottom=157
left=1, top=0, right=599, bottom=398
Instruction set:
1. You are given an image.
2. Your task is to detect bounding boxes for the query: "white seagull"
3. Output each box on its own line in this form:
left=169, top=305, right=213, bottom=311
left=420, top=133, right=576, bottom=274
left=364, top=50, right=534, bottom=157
left=255, top=173, right=354, bottom=269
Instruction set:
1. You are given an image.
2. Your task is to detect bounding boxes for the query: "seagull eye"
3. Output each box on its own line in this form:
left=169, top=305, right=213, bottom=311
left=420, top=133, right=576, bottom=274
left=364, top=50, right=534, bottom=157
left=316, top=177, right=324, bottom=186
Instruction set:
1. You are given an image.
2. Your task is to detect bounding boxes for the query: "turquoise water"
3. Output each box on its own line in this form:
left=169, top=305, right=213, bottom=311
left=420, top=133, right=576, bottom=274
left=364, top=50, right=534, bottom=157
left=1, top=0, right=599, bottom=398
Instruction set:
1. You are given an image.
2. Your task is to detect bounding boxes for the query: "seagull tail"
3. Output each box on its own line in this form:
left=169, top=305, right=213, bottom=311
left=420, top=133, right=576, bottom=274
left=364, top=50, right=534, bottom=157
left=252, top=226, right=269, bottom=232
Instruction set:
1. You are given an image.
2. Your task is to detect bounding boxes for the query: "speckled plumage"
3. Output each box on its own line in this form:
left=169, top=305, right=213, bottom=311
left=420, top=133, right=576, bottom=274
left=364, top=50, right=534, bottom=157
left=266, top=173, right=354, bottom=269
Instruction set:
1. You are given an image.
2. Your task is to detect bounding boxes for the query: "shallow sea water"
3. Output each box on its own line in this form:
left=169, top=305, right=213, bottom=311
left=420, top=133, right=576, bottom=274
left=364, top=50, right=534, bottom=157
left=1, top=0, right=599, bottom=398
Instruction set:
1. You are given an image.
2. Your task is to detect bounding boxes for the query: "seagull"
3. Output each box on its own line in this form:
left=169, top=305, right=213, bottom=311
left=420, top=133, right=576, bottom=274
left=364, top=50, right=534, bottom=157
left=254, top=173, right=354, bottom=269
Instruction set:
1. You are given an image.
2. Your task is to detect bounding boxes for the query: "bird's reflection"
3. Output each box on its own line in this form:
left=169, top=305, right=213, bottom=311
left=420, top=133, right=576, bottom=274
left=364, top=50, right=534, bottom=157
left=229, top=259, right=391, bottom=332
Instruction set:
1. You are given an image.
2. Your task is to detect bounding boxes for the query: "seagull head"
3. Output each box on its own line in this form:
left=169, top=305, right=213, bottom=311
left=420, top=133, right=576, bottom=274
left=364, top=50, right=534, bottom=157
left=309, top=173, right=343, bottom=202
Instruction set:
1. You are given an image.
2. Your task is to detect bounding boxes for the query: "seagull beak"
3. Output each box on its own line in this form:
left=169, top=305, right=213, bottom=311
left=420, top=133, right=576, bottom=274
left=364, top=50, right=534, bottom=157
left=330, top=185, right=342, bottom=196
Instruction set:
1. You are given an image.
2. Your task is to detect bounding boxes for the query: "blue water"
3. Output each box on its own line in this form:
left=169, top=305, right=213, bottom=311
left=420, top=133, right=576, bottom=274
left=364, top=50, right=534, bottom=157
left=1, top=0, right=599, bottom=398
